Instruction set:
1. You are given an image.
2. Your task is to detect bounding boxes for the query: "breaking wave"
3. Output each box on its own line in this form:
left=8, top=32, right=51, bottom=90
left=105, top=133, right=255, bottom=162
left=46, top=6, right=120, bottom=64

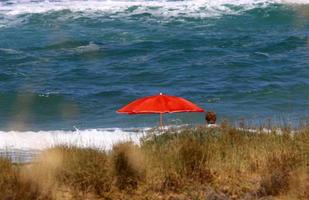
left=0, top=128, right=147, bottom=151
left=0, top=0, right=308, bottom=18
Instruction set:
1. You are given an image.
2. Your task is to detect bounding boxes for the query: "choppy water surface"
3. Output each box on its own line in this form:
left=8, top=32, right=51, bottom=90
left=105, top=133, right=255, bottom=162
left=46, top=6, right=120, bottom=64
left=0, top=0, right=309, bottom=132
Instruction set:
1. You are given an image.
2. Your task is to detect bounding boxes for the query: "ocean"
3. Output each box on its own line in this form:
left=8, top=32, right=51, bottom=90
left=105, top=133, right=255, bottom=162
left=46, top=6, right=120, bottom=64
left=0, top=0, right=309, bottom=151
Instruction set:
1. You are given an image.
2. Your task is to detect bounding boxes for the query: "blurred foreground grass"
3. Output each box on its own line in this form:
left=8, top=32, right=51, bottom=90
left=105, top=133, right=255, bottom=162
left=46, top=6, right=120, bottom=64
left=0, top=125, right=308, bottom=200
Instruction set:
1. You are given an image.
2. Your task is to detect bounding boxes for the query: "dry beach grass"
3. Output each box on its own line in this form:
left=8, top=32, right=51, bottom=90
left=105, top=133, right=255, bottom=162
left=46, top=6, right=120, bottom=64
left=0, top=125, right=308, bottom=200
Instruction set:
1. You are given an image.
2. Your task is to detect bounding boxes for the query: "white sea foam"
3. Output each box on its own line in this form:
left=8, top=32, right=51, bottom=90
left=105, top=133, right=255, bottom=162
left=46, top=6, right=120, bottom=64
left=74, top=42, right=101, bottom=53
left=0, top=0, right=308, bottom=18
left=0, top=128, right=147, bottom=151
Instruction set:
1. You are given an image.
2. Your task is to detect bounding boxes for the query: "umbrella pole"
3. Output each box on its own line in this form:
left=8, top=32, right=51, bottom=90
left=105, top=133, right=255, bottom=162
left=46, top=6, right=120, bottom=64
left=160, top=113, right=163, bottom=129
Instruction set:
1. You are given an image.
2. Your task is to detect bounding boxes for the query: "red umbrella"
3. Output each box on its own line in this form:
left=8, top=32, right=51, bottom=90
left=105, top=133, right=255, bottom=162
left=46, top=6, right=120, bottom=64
left=117, top=93, right=205, bottom=127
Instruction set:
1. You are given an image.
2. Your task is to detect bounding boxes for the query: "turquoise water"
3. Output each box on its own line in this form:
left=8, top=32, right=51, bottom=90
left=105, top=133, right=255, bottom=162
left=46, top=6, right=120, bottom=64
left=0, top=0, right=309, bottom=130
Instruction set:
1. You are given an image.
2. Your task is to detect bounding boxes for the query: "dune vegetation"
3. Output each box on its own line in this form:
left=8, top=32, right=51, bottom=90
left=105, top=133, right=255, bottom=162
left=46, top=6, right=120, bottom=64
left=0, top=124, right=308, bottom=200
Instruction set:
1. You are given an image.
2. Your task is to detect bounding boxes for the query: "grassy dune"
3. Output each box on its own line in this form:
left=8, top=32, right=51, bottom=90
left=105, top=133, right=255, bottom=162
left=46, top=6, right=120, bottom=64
left=0, top=125, right=308, bottom=200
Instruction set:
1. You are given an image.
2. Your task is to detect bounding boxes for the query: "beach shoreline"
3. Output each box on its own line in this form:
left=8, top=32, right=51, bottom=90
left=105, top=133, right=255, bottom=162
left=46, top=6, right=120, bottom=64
left=0, top=124, right=305, bottom=163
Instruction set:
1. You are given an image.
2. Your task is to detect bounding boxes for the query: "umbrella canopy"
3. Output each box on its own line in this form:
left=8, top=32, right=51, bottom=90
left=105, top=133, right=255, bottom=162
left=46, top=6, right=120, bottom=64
left=117, top=93, right=204, bottom=126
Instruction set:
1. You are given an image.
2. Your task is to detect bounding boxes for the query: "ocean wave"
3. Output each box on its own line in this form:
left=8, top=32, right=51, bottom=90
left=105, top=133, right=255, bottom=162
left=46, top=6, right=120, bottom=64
left=0, top=128, right=147, bottom=150
left=74, top=42, right=101, bottom=53
left=0, top=0, right=307, bottom=18
left=0, top=48, right=21, bottom=55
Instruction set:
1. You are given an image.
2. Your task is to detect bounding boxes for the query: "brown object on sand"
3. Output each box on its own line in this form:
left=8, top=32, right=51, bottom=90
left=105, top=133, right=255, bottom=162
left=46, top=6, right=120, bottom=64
left=205, top=111, right=217, bottom=124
